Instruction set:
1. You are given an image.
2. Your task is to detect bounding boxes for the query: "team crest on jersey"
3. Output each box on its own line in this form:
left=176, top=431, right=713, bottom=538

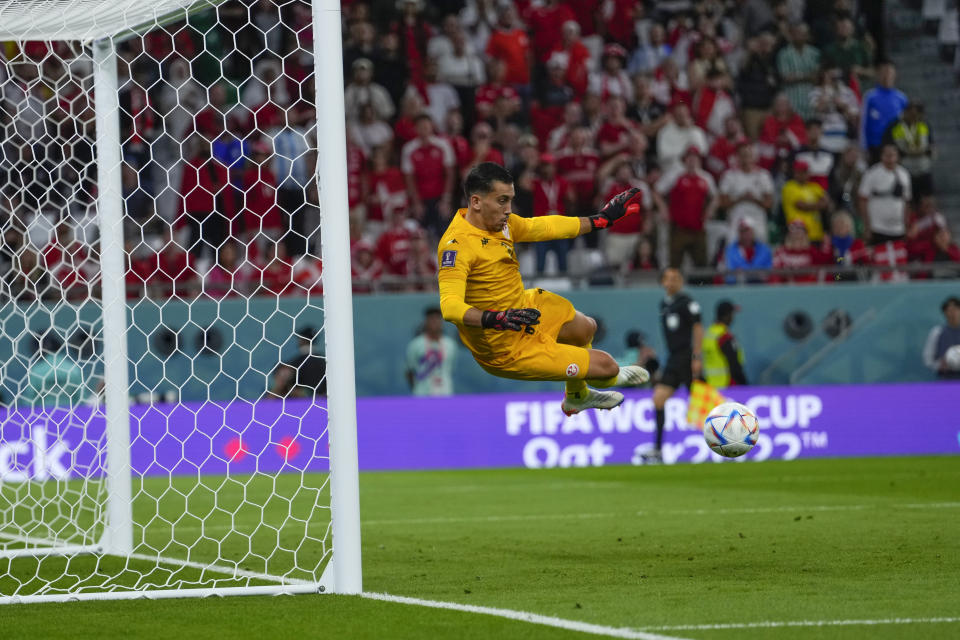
left=440, top=250, right=457, bottom=268
left=565, top=363, right=580, bottom=377
left=481, top=237, right=489, bottom=246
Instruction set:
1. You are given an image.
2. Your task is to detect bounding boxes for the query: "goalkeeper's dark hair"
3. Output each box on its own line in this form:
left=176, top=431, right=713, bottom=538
left=464, top=162, right=513, bottom=199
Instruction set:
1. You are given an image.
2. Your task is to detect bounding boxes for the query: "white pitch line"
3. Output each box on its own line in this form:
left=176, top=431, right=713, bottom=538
left=662, top=504, right=871, bottom=516
left=156, top=501, right=960, bottom=533
left=0, top=531, right=305, bottom=581
left=640, top=616, right=960, bottom=632
left=902, top=501, right=960, bottom=509
left=127, top=552, right=315, bottom=586
left=425, top=481, right=630, bottom=493
left=363, top=592, right=691, bottom=640
left=363, top=501, right=960, bottom=527
left=363, top=512, right=622, bottom=526
left=0, top=530, right=95, bottom=547
left=6, top=502, right=941, bottom=543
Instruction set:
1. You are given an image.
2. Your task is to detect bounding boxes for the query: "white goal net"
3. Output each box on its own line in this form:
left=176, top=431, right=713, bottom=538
left=0, top=0, right=361, bottom=602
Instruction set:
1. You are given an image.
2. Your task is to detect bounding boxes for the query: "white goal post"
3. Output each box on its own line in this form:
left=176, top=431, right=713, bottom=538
left=0, top=0, right=361, bottom=602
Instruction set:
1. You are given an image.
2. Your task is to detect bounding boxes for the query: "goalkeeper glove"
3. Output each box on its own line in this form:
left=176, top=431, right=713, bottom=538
left=481, top=308, right=541, bottom=332
left=589, top=187, right=644, bottom=230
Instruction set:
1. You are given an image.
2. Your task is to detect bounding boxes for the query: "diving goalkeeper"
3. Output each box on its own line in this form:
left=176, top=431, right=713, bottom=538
left=437, top=162, right=649, bottom=415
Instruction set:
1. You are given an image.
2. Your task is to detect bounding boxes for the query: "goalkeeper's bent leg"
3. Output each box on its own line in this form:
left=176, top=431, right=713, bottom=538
left=568, top=367, right=653, bottom=397
left=564, top=340, right=593, bottom=400
left=588, top=365, right=650, bottom=389
left=570, top=350, right=649, bottom=390
left=561, top=350, right=649, bottom=416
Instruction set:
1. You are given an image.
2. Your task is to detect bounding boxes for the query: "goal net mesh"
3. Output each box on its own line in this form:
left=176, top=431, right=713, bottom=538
left=0, top=0, right=334, bottom=598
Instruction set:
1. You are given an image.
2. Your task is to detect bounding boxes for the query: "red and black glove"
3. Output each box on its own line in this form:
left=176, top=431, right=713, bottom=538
left=481, top=308, right=541, bottom=332
left=589, top=187, right=644, bottom=230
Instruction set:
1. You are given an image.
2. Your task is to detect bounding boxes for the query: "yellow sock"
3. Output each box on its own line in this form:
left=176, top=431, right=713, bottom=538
left=565, top=378, right=588, bottom=399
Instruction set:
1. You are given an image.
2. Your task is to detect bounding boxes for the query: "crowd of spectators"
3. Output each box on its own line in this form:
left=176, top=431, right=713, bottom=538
left=1, top=0, right=958, bottom=304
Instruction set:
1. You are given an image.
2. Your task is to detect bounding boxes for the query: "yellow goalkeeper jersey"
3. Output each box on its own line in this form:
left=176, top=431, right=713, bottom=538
left=437, top=208, right=580, bottom=363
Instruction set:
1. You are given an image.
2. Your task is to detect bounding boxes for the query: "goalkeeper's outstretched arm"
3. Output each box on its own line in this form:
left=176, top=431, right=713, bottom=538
left=513, top=187, right=645, bottom=242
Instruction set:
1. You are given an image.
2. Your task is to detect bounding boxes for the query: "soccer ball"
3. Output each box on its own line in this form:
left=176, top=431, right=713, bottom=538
left=703, top=402, right=760, bottom=458
left=944, top=344, right=960, bottom=371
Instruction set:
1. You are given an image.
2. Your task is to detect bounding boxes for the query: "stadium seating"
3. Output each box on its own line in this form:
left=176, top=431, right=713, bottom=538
left=2, top=0, right=959, bottom=295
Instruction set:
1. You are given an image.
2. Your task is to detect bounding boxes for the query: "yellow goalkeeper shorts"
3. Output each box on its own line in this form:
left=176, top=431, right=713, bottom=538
left=476, top=288, right=591, bottom=382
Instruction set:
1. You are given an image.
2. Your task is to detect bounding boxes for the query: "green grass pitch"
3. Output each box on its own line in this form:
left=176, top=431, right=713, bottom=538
left=2, top=456, right=959, bottom=639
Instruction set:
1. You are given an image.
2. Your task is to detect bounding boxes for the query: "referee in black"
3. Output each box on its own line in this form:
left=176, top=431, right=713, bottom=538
left=643, top=267, right=703, bottom=464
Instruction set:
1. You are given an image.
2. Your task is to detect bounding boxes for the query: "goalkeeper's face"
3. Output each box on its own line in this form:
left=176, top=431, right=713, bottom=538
left=472, top=180, right=515, bottom=232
